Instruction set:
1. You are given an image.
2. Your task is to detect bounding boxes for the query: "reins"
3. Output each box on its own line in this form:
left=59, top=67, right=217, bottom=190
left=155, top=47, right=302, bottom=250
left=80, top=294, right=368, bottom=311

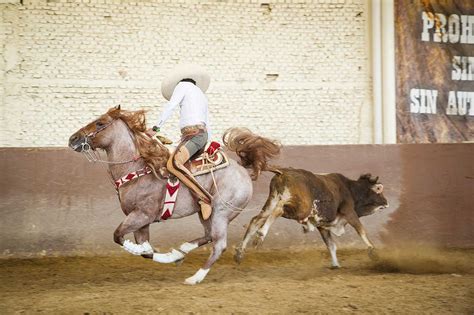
left=78, top=119, right=142, bottom=165
left=209, top=167, right=247, bottom=213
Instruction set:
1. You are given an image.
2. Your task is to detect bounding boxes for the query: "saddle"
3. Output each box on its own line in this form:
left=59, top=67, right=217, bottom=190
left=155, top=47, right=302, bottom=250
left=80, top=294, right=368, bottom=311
left=155, top=134, right=230, bottom=177
left=186, top=141, right=230, bottom=176
left=153, top=134, right=229, bottom=221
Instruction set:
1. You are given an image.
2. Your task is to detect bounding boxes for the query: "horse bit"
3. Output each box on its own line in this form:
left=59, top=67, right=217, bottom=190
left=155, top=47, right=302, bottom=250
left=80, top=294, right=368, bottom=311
left=76, top=118, right=141, bottom=165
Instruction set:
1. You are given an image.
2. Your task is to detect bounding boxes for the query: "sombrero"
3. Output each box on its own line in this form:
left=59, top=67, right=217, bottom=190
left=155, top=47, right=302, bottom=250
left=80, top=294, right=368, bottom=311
left=161, top=64, right=211, bottom=101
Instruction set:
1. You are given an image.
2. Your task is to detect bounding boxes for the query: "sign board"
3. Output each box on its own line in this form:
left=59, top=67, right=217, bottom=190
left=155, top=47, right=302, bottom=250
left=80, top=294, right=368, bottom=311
left=395, top=0, right=474, bottom=143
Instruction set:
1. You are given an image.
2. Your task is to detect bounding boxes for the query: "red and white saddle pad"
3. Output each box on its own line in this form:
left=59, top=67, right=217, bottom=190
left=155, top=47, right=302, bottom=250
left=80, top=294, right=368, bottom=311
left=160, top=179, right=180, bottom=220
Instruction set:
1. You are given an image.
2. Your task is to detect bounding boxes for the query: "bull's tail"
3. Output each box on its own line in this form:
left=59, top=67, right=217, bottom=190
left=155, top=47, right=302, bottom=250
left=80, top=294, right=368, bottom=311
left=223, top=127, right=281, bottom=180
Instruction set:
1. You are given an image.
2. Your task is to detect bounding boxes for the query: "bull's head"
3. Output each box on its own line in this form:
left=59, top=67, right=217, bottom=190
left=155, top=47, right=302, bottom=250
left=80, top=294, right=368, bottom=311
left=354, top=173, right=389, bottom=217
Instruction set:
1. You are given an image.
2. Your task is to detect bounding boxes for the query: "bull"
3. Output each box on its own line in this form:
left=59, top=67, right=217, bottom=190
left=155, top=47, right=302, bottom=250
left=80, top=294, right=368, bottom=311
left=234, top=168, right=389, bottom=268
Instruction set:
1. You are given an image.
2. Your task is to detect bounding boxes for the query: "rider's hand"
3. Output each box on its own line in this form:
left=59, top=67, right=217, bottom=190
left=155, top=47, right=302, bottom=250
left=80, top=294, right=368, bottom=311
left=145, top=128, right=156, bottom=138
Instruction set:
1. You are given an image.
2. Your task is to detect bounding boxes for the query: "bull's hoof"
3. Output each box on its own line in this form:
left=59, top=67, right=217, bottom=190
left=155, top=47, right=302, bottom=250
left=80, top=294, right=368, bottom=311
left=253, top=235, right=264, bottom=248
left=234, top=250, right=244, bottom=264
left=368, top=247, right=379, bottom=261
left=175, top=258, right=185, bottom=266
left=330, top=265, right=341, bottom=270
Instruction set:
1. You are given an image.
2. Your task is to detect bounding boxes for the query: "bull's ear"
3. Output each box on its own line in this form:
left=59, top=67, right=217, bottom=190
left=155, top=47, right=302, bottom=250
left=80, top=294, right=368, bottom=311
left=115, top=104, right=121, bottom=110
left=371, top=184, right=384, bottom=194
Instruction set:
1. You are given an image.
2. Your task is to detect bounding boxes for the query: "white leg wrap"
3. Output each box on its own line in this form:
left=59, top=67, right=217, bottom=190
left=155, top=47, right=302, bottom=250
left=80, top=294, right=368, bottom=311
left=179, top=242, right=198, bottom=254
left=153, top=248, right=185, bottom=264
left=184, top=268, right=210, bottom=285
left=122, top=240, right=153, bottom=256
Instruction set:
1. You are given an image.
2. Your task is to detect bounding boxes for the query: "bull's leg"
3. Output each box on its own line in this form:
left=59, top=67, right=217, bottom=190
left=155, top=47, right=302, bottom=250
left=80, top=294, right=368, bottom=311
left=254, top=204, right=284, bottom=247
left=234, top=213, right=268, bottom=263
left=318, top=227, right=340, bottom=268
left=184, top=215, right=228, bottom=285
left=345, top=213, right=378, bottom=260
left=113, top=211, right=154, bottom=256
left=234, top=193, right=280, bottom=263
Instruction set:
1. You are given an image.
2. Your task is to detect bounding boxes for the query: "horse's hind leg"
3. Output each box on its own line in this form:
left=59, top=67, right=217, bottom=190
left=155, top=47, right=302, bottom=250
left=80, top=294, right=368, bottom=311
left=153, top=217, right=212, bottom=264
left=153, top=235, right=212, bottom=264
left=184, top=215, right=228, bottom=285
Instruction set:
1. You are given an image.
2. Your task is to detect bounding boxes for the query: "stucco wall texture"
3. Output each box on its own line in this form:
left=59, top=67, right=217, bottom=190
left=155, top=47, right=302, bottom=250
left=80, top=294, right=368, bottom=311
left=0, top=0, right=372, bottom=146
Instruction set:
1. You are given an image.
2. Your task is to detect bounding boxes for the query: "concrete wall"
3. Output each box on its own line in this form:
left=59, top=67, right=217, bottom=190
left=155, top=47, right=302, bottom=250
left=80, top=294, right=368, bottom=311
left=1, top=143, right=472, bottom=257
left=0, top=0, right=372, bottom=147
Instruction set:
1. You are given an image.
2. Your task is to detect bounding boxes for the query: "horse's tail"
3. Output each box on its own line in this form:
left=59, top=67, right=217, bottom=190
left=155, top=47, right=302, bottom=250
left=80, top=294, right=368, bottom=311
left=222, top=127, right=282, bottom=180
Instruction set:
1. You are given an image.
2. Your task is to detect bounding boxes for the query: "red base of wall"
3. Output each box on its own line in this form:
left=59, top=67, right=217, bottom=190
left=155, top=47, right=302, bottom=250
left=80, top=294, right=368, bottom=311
left=0, top=144, right=472, bottom=257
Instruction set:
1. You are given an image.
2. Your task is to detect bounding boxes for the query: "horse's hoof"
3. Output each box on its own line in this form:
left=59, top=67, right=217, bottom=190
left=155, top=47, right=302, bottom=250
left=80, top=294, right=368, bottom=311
left=153, top=249, right=185, bottom=264
left=141, top=253, right=153, bottom=259
left=184, top=268, right=209, bottom=285
left=183, top=279, right=198, bottom=285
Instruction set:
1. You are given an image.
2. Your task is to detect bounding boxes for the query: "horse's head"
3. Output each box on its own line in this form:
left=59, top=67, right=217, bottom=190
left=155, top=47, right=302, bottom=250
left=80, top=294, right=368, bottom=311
left=69, top=105, right=170, bottom=169
left=68, top=105, right=122, bottom=153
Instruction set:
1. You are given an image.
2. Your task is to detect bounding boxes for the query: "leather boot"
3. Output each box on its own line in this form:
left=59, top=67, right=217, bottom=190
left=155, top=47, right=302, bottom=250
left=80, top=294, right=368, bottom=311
left=167, top=146, right=213, bottom=219
left=199, top=200, right=212, bottom=220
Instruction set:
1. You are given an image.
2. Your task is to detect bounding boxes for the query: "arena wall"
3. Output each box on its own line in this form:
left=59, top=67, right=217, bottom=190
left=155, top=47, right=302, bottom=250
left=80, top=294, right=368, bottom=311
left=0, top=0, right=372, bottom=146
left=1, top=144, right=472, bottom=258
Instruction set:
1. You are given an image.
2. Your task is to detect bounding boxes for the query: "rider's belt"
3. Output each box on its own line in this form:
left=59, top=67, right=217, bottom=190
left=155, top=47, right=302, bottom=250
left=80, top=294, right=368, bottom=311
left=180, top=124, right=206, bottom=136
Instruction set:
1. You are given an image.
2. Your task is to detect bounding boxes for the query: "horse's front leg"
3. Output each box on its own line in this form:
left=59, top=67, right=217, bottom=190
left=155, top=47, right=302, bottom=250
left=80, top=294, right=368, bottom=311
left=113, top=211, right=154, bottom=256
left=134, top=225, right=154, bottom=259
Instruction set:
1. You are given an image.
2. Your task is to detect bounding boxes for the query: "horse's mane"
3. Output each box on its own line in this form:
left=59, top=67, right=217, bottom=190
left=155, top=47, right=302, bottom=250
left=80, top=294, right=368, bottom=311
left=108, top=108, right=170, bottom=173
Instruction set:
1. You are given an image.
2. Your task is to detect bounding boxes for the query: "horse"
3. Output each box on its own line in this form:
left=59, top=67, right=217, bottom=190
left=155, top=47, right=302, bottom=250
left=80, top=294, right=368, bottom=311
left=68, top=105, right=280, bottom=285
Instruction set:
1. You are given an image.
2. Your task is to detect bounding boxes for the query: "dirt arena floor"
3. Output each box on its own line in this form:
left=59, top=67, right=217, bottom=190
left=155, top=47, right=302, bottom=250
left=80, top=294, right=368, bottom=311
left=1, top=247, right=473, bottom=314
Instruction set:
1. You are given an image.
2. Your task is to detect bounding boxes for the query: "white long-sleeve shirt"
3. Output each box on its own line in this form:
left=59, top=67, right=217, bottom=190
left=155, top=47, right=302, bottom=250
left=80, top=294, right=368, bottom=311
left=157, top=82, right=210, bottom=134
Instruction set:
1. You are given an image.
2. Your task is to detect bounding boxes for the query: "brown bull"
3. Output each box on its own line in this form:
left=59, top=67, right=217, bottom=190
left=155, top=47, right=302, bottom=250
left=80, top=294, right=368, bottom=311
left=234, top=168, right=389, bottom=268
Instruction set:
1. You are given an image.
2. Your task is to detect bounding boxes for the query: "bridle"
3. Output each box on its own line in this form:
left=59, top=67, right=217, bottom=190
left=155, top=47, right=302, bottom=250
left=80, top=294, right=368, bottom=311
left=75, top=118, right=141, bottom=165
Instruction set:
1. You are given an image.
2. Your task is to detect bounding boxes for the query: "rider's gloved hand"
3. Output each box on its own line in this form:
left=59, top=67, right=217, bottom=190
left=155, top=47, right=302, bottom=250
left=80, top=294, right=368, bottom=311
left=145, top=126, right=159, bottom=138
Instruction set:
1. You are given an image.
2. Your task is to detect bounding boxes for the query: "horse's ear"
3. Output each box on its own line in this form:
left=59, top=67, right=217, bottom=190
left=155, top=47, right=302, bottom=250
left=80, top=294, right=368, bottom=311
left=115, top=104, right=121, bottom=110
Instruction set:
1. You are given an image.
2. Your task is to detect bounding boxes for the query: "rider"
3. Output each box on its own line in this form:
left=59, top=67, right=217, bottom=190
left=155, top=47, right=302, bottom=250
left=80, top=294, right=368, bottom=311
left=147, top=64, right=213, bottom=220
